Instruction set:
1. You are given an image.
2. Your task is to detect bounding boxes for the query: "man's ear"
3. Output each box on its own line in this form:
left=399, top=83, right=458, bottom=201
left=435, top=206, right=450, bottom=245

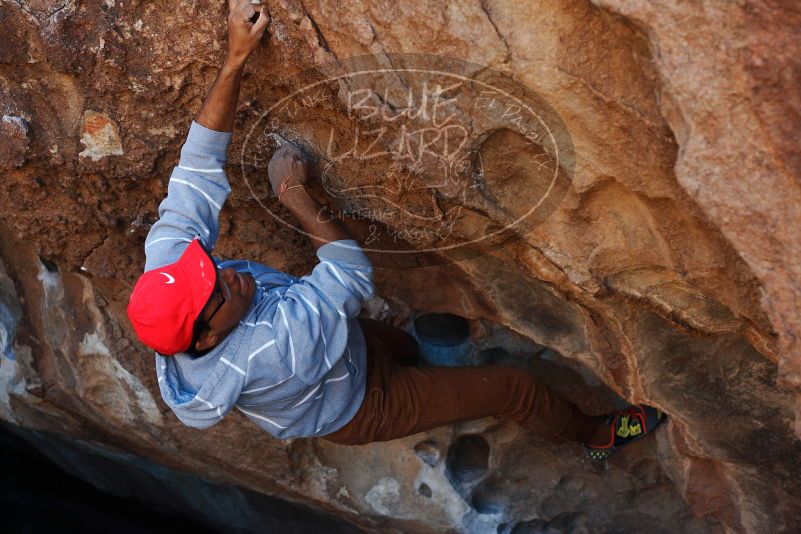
left=194, top=331, right=220, bottom=352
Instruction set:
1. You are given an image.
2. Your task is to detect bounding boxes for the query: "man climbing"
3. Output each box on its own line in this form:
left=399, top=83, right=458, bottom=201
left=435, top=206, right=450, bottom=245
left=126, top=0, right=665, bottom=461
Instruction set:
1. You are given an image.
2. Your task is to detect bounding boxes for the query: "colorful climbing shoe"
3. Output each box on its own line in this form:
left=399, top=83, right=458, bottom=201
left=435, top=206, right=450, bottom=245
left=584, top=405, right=666, bottom=461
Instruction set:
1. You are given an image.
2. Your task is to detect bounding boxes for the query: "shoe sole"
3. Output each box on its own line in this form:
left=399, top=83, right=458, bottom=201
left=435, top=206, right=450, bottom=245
left=584, top=412, right=667, bottom=461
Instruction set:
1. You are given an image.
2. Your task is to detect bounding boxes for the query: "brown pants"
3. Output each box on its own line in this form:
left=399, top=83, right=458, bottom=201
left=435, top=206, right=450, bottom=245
left=323, top=318, right=595, bottom=445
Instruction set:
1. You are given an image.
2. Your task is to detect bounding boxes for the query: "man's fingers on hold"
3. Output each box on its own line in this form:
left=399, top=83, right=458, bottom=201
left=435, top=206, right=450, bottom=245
left=251, top=8, right=270, bottom=33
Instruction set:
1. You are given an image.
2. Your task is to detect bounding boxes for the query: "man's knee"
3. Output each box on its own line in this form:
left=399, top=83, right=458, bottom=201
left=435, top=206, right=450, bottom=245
left=491, top=367, right=555, bottom=419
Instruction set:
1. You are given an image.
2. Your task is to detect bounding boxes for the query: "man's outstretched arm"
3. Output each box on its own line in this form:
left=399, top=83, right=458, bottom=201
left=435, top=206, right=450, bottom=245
left=195, top=0, right=268, bottom=132
left=143, top=0, right=268, bottom=272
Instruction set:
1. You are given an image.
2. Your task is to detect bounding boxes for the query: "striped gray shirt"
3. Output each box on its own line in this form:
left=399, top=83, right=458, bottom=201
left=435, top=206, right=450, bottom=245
left=144, top=121, right=374, bottom=439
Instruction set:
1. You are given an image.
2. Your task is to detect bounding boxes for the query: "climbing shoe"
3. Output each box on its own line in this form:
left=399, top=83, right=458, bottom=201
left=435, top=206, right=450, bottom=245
left=583, top=405, right=666, bottom=461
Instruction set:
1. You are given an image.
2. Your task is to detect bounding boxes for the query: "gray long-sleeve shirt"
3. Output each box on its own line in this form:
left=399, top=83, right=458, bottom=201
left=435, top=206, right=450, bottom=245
left=144, top=121, right=374, bottom=439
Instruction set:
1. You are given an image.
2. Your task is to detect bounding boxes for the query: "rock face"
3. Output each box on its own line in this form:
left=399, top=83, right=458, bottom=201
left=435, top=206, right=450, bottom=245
left=0, top=115, right=29, bottom=169
left=1, top=1, right=800, bottom=532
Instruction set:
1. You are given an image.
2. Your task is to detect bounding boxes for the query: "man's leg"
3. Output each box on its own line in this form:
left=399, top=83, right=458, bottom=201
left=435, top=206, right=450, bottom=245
left=357, top=317, right=418, bottom=367
left=325, top=323, right=600, bottom=445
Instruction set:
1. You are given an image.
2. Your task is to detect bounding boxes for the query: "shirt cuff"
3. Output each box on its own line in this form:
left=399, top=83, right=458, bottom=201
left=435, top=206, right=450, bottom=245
left=184, top=121, right=232, bottom=160
left=316, top=239, right=372, bottom=268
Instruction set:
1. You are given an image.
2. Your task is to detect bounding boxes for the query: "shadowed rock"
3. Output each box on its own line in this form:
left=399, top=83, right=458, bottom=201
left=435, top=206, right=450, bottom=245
left=446, top=434, right=490, bottom=485
left=414, top=440, right=442, bottom=467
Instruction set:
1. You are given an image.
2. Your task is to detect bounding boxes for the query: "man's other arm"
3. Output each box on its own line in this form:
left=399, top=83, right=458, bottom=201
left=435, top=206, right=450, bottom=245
left=263, top=147, right=374, bottom=385
left=267, top=145, right=353, bottom=250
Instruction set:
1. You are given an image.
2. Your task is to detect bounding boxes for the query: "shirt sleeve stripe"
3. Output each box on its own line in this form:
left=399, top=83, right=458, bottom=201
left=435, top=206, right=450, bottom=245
left=314, top=372, right=350, bottom=401
left=178, top=165, right=225, bottom=173
left=290, top=289, right=320, bottom=316
left=247, top=339, right=276, bottom=361
left=323, top=261, right=347, bottom=286
left=324, top=372, right=350, bottom=384
left=321, top=327, right=332, bottom=369
left=171, top=178, right=223, bottom=210
left=316, top=414, right=342, bottom=434
left=236, top=407, right=288, bottom=429
left=291, top=383, right=323, bottom=409
left=245, top=320, right=273, bottom=328
left=145, top=236, right=193, bottom=249
left=194, top=395, right=216, bottom=410
left=220, top=357, right=246, bottom=376
left=240, top=373, right=294, bottom=394
left=278, top=304, right=296, bottom=373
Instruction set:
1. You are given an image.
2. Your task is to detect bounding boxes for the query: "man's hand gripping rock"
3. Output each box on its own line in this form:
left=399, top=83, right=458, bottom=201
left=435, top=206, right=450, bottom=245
left=269, top=144, right=309, bottom=205
left=226, top=0, right=270, bottom=68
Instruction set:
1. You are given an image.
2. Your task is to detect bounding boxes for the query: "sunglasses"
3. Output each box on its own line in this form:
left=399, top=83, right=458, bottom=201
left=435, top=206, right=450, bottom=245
left=203, top=268, right=232, bottom=327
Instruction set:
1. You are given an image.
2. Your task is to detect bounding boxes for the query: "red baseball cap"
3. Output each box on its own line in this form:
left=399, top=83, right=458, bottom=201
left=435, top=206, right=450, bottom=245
left=127, top=238, right=218, bottom=355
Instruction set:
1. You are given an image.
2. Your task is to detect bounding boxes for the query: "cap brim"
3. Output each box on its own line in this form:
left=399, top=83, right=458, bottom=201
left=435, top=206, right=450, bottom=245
left=176, top=239, right=218, bottom=327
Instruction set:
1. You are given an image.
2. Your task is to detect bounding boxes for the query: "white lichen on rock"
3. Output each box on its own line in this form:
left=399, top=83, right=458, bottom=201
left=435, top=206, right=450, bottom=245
left=0, top=115, right=30, bottom=169
left=78, top=331, right=163, bottom=427
left=79, top=110, right=124, bottom=161
left=0, top=259, right=26, bottom=423
left=364, top=477, right=402, bottom=516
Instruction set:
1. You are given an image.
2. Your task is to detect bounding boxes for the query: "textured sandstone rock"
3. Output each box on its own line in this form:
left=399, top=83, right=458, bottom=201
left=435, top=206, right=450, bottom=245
left=0, top=0, right=800, bottom=532
left=593, top=0, right=801, bottom=421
